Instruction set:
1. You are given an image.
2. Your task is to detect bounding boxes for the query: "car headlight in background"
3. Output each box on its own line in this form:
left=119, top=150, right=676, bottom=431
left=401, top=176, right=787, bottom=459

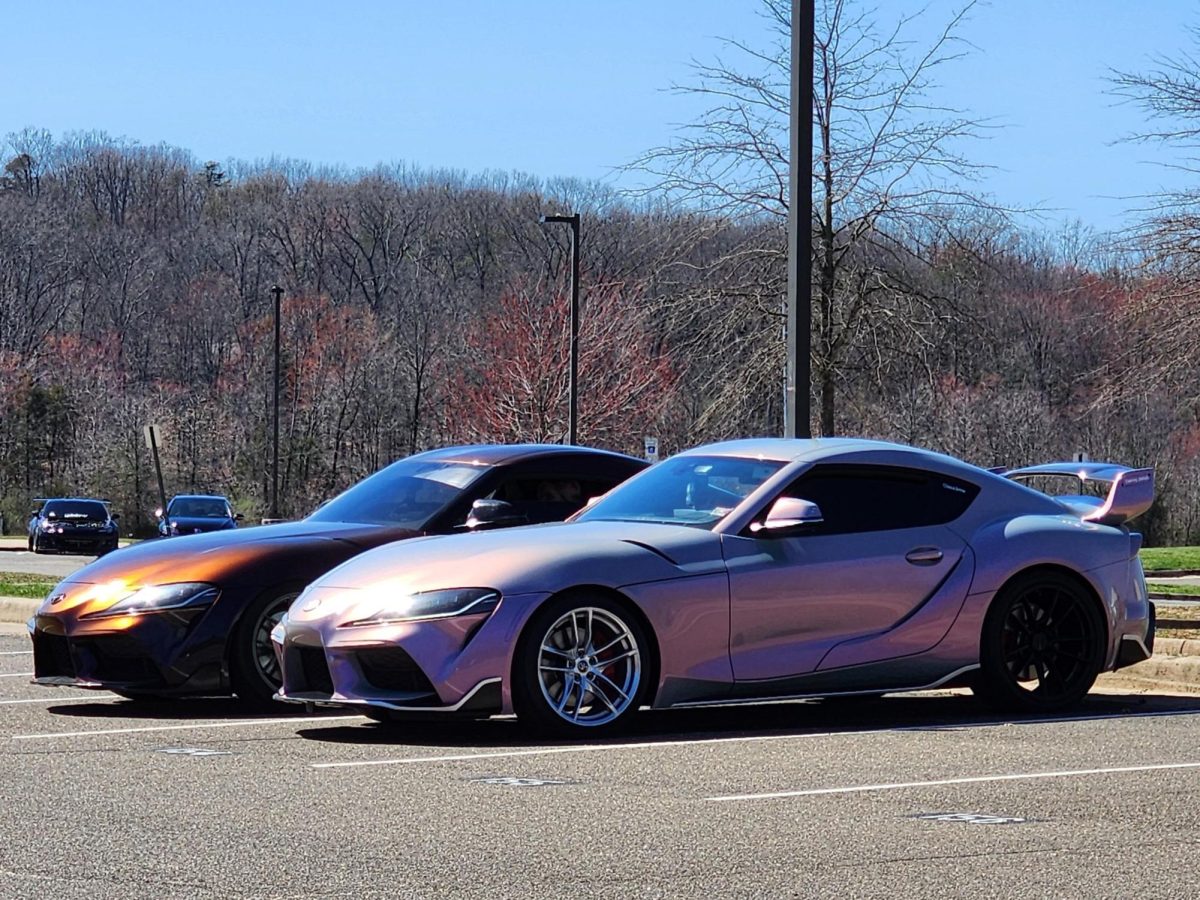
left=341, top=588, right=500, bottom=627
left=81, top=583, right=219, bottom=619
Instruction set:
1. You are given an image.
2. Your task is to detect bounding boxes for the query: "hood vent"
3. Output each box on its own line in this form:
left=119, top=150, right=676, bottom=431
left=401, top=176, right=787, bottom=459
left=620, top=539, right=678, bottom=566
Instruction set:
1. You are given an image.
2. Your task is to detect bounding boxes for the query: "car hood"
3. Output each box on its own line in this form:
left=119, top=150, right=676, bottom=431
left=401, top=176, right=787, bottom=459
left=58, top=520, right=415, bottom=589
left=306, top=519, right=725, bottom=601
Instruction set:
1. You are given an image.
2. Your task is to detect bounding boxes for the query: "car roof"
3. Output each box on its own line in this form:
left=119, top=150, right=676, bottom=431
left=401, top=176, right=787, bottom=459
left=679, top=438, right=999, bottom=482
left=38, top=497, right=110, bottom=505
left=679, top=438, right=923, bottom=464
left=169, top=494, right=229, bottom=501
left=408, top=444, right=643, bottom=466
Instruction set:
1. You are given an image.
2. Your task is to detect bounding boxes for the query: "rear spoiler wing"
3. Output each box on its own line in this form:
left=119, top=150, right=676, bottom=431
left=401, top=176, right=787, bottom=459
left=1002, top=462, right=1154, bottom=527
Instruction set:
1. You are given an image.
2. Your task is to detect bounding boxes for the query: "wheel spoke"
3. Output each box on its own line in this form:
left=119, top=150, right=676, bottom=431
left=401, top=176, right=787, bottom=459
left=592, top=669, right=630, bottom=703
left=541, top=644, right=572, bottom=658
left=593, top=632, right=631, bottom=656
left=556, top=675, right=575, bottom=713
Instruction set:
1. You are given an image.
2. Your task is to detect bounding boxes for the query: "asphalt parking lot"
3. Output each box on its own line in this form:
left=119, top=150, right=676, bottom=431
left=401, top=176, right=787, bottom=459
left=0, top=626, right=1194, bottom=899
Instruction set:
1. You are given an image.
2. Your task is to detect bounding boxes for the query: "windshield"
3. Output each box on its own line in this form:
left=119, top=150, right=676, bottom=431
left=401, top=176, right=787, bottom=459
left=577, top=455, right=785, bottom=529
left=168, top=497, right=232, bottom=518
left=307, top=459, right=489, bottom=528
left=43, top=500, right=108, bottom=522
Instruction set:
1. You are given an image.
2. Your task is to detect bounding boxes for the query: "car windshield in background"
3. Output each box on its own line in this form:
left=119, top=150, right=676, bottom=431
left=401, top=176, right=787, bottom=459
left=577, top=455, right=785, bottom=529
left=43, top=500, right=108, bottom=522
left=169, top=499, right=231, bottom=518
left=307, top=460, right=489, bottom=529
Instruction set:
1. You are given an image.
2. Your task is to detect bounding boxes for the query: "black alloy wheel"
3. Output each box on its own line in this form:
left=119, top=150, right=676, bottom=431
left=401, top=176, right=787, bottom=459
left=973, top=571, right=1105, bottom=712
left=230, top=589, right=299, bottom=709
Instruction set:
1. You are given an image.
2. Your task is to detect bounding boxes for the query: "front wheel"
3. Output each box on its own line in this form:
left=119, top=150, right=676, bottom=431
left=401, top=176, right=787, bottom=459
left=513, top=593, right=649, bottom=736
left=972, top=571, right=1106, bottom=713
left=230, top=589, right=299, bottom=709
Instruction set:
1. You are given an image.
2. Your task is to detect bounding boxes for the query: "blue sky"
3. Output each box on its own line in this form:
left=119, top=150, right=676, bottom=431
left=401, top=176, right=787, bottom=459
left=3, top=1, right=1196, bottom=231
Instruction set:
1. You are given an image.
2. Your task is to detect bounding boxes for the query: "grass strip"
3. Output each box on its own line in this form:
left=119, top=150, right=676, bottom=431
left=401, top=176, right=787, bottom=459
left=1140, top=546, right=1200, bottom=572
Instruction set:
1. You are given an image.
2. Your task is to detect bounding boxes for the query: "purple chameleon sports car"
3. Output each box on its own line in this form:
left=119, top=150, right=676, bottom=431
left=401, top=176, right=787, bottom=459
left=273, top=439, right=1155, bottom=734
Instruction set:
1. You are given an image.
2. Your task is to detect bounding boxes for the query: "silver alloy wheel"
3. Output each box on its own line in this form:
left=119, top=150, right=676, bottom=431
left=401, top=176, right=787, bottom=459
left=537, top=606, right=641, bottom=727
left=253, top=593, right=297, bottom=687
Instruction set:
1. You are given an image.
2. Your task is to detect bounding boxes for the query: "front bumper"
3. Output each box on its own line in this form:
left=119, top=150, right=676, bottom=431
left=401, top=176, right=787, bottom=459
left=30, top=604, right=225, bottom=695
left=34, top=531, right=117, bottom=555
left=275, top=591, right=548, bottom=716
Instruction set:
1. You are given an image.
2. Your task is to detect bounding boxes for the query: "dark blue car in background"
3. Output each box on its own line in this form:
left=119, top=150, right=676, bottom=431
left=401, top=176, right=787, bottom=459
left=156, top=494, right=242, bottom=537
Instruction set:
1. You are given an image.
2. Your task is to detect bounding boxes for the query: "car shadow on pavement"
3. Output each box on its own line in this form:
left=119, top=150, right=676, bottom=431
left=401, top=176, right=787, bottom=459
left=42, top=696, right=350, bottom=721
left=292, top=689, right=1200, bottom=750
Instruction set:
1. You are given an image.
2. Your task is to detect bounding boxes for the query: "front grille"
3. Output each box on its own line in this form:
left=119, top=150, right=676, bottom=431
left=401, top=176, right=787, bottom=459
left=355, top=647, right=436, bottom=696
left=298, top=648, right=334, bottom=694
left=33, top=633, right=75, bottom=678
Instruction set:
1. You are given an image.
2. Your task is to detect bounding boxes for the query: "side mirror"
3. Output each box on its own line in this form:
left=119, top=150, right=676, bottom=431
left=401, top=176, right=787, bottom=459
left=751, top=496, right=824, bottom=536
left=154, top=507, right=163, bottom=519
left=234, top=513, right=244, bottom=520
left=110, top=513, right=120, bottom=520
left=465, top=498, right=528, bottom=531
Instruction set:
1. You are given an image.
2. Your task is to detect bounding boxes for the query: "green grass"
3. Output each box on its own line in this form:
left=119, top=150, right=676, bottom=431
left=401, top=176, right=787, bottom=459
left=1140, top=546, right=1200, bottom=572
left=0, top=571, right=56, bottom=600
left=1146, top=581, right=1200, bottom=597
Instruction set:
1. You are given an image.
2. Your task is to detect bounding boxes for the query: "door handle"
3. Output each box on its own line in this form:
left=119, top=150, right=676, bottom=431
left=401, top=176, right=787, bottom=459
left=905, top=547, right=943, bottom=566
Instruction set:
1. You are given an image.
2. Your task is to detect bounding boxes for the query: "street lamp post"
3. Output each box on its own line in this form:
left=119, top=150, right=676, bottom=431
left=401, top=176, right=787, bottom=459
left=786, top=0, right=814, bottom=439
left=539, top=213, right=581, bottom=445
left=270, top=284, right=283, bottom=519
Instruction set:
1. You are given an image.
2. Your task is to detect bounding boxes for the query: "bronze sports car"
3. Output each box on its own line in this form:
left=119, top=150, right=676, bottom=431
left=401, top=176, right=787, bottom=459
left=30, top=444, right=645, bottom=707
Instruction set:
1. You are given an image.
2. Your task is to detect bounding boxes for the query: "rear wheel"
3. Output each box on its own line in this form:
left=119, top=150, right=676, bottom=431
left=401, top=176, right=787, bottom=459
left=230, top=589, right=298, bottom=709
left=972, top=571, right=1105, bottom=713
left=513, top=593, right=649, bottom=736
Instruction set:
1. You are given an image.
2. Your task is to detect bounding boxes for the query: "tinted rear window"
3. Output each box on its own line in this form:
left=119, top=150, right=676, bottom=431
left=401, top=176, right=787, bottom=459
left=784, top=465, right=979, bottom=534
left=43, top=500, right=108, bottom=522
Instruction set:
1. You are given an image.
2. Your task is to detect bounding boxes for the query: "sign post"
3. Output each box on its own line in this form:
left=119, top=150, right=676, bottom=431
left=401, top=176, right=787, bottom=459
left=143, top=425, right=169, bottom=519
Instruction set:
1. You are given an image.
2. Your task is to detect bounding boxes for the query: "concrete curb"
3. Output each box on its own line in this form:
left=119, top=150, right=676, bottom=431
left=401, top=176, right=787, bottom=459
left=0, top=597, right=36, bottom=625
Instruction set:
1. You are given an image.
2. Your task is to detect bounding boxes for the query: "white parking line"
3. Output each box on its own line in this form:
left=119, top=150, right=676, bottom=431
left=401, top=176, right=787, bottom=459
left=706, top=761, right=1200, bottom=802
left=0, top=651, right=31, bottom=656
left=0, top=673, right=32, bottom=678
left=13, top=714, right=365, bottom=740
left=313, top=730, right=893, bottom=769
left=0, top=697, right=111, bottom=706
left=311, top=708, right=1200, bottom=770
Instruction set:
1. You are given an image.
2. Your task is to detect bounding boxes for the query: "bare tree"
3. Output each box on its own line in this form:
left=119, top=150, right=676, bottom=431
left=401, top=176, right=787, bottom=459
left=631, top=0, right=996, bottom=435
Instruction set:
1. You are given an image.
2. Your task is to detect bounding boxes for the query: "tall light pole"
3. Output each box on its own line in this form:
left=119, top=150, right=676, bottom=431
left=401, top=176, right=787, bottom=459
left=786, top=0, right=814, bottom=438
left=539, top=213, right=580, bottom=445
left=270, top=284, right=283, bottom=519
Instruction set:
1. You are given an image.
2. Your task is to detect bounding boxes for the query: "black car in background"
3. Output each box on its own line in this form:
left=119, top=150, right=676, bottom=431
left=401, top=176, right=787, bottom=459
left=27, top=498, right=120, bottom=556
left=157, top=494, right=242, bottom=537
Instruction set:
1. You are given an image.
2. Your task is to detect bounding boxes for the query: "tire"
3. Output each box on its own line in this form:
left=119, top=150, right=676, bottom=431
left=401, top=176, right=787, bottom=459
left=971, top=571, right=1106, bottom=713
left=27, top=535, right=33, bottom=552
left=229, top=589, right=299, bottom=709
left=513, top=592, right=650, bottom=736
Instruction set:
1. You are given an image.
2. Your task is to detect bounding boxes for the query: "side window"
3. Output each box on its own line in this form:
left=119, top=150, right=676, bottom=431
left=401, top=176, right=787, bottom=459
left=492, top=476, right=616, bottom=524
left=782, top=465, right=979, bottom=535
left=452, top=474, right=618, bottom=527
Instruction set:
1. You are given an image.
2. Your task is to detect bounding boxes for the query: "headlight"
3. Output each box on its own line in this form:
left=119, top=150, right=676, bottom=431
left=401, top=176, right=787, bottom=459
left=340, top=587, right=500, bottom=627
left=81, top=582, right=218, bottom=619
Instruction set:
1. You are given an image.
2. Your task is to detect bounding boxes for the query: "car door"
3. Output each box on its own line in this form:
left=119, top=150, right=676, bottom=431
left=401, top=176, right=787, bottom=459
left=724, top=464, right=978, bottom=682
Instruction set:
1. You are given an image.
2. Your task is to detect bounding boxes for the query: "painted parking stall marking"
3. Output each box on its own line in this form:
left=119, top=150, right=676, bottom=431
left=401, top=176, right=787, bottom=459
left=310, top=708, right=1200, bottom=770
left=470, top=776, right=574, bottom=787
left=154, top=747, right=235, bottom=758
left=913, top=812, right=1028, bottom=825
left=705, top=761, right=1200, bottom=802
left=13, top=713, right=364, bottom=740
